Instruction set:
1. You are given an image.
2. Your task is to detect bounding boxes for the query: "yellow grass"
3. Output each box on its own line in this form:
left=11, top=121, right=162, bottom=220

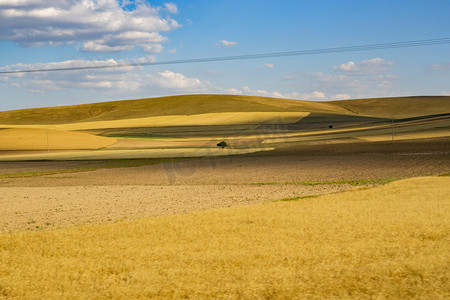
left=0, top=147, right=274, bottom=161
left=0, top=112, right=309, bottom=131
left=0, top=128, right=116, bottom=150
left=0, top=176, right=448, bottom=299
left=0, top=94, right=347, bottom=125
left=358, top=129, right=450, bottom=142
left=330, top=96, right=450, bottom=118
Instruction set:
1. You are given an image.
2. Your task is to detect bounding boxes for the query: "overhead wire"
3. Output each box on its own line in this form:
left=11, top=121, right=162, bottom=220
left=1, top=37, right=449, bottom=75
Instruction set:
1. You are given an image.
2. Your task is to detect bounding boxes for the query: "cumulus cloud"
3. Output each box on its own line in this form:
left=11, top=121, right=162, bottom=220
left=301, top=58, right=398, bottom=99
left=221, top=88, right=242, bottom=95
left=147, top=70, right=207, bottom=90
left=216, top=40, right=238, bottom=48
left=164, top=2, right=177, bottom=14
left=333, top=58, right=394, bottom=74
left=307, top=71, right=395, bottom=98
left=0, top=0, right=180, bottom=52
left=232, top=86, right=300, bottom=99
left=0, top=57, right=209, bottom=94
left=330, top=93, right=351, bottom=100
left=300, top=91, right=326, bottom=101
left=263, top=64, right=274, bottom=69
left=224, top=87, right=328, bottom=101
left=0, top=57, right=149, bottom=93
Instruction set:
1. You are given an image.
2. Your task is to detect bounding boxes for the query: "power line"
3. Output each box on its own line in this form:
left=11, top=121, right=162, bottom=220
left=1, top=37, right=449, bottom=75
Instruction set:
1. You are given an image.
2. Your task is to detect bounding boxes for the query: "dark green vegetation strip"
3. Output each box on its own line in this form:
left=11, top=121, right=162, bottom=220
left=277, top=195, right=319, bottom=202
left=0, top=158, right=189, bottom=179
left=438, top=173, right=450, bottom=177
left=253, top=178, right=401, bottom=186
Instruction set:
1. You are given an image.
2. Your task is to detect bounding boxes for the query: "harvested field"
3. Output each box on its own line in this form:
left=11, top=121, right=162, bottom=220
left=0, top=112, right=309, bottom=131
left=1, top=150, right=447, bottom=187
left=0, top=184, right=353, bottom=233
left=1, top=176, right=449, bottom=299
left=0, top=128, right=116, bottom=150
left=0, top=141, right=448, bottom=233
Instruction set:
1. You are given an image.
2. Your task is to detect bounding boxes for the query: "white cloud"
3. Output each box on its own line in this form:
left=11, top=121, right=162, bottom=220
left=306, top=58, right=398, bottom=99
left=333, top=58, right=394, bottom=74
left=310, top=72, right=348, bottom=83
left=167, top=48, right=177, bottom=54
left=0, top=0, right=181, bottom=52
left=0, top=58, right=144, bottom=93
left=0, top=57, right=210, bottom=94
left=216, top=40, right=238, bottom=48
left=282, top=73, right=299, bottom=80
left=239, top=86, right=300, bottom=99
left=263, top=64, right=274, bottom=69
left=164, top=3, right=178, bottom=14
left=227, top=87, right=328, bottom=101
left=440, top=91, right=450, bottom=96
left=147, top=70, right=207, bottom=90
left=300, top=91, right=326, bottom=101
left=221, top=88, right=242, bottom=95
left=330, top=93, right=351, bottom=100
left=429, top=63, right=450, bottom=71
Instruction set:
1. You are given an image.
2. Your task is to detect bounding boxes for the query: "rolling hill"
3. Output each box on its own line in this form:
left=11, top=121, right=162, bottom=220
left=0, top=95, right=448, bottom=126
left=0, top=95, right=345, bottom=125
left=0, top=95, right=448, bottom=159
left=329, top=96, right=450, bottom=119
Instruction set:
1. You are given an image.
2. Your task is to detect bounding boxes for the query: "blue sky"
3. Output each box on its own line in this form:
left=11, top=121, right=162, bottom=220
left=0, top=0, right=449, bottom=111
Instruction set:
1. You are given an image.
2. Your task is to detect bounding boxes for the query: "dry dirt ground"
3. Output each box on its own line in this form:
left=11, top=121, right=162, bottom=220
left=1, top=139, right=448, bottom=233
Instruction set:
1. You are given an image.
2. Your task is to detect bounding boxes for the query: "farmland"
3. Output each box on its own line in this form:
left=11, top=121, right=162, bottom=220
left=0, top=176, right=449, bottom=299
left=0, top=94, right=449, bottom=298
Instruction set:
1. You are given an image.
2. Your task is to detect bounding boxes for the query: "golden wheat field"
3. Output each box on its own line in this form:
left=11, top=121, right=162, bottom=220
left=0, top=95, right=449, bottom=299
left=0, top=112, right=309, bottom=131
left=0, top=128, right=116, bottom=150
left=0, top=176, right=449, bottom=299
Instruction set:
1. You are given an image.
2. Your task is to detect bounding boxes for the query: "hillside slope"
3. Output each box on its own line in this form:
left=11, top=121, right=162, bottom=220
left=0, top=95, right=448, bottom=125
left=329, top=96, right=450, bottom=119
left=0, top=95, right=346, bottom=125
left=0, top=128, right=116, bottom=150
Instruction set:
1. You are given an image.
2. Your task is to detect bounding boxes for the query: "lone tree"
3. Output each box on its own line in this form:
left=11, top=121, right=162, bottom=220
left=217, top=141, right=228, bottom=148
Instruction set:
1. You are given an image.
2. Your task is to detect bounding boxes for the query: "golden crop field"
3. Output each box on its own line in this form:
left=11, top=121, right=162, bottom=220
left=0, top=128, right=116, bottom=150
left=0, top=112, right=309, bottom=131
left=0, top=176, right=449, bottom=299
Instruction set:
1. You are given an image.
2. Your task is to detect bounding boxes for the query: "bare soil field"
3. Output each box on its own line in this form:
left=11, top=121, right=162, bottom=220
left=0, top=184, right=353, bottom=233
left=0, top=139, right=448, bottom=233
left=1, top=139, right=448, bottom=187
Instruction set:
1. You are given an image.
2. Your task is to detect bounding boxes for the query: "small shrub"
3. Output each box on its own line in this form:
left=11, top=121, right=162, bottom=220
left=217, top=141, right=228, bottom=148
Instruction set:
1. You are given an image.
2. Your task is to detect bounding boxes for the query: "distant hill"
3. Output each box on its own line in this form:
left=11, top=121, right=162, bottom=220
left=329, top=96, right=450, bottom=119
left=0, top=94, right=448, bottom=125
